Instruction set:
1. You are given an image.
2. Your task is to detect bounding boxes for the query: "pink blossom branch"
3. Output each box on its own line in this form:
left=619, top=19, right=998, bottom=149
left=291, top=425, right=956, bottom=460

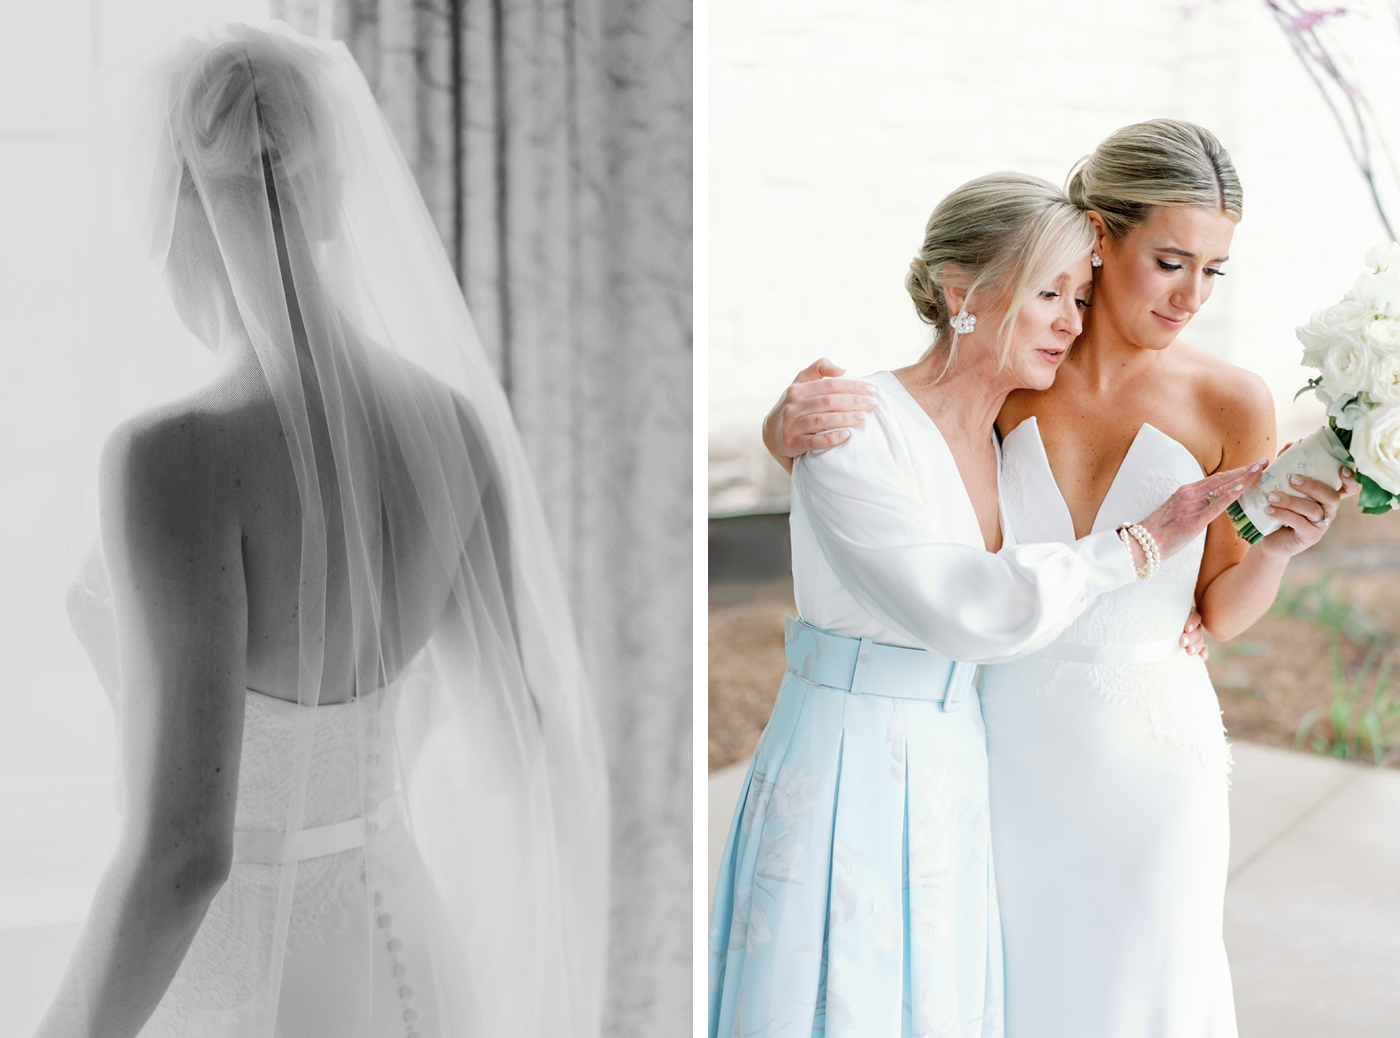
left=1262, top=0, right=1397, bottom=240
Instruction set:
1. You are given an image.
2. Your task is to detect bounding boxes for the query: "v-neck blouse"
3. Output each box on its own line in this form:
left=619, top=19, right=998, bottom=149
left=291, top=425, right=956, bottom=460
left=789, top=370, right=1137, bottom=663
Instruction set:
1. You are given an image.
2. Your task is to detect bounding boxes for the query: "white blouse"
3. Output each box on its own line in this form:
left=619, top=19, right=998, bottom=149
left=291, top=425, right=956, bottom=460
left=790, top=370, right=1137, bottom=664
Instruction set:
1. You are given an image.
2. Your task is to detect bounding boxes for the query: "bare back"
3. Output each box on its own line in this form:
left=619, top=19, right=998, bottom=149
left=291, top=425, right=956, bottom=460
left=132, top=340, right=506, bottom=706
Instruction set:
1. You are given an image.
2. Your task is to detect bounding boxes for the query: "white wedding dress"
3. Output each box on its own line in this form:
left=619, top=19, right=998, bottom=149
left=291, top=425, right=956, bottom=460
left=979, top=417, right=1237, bottom=1037
left=138, top=677, right=457, bottom=1037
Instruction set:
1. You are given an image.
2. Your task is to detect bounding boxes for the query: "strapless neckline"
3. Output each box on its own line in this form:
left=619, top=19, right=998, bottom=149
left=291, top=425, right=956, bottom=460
left=1002, top=417, right=1204, bottom=544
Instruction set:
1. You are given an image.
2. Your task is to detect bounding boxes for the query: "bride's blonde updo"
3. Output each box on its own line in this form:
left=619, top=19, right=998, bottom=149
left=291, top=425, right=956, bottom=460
left=906, top=172, right=1094, bottom=369
left=1067, top=119, right=1242, bottom=238
left=165, top=26, right=340, bottom=240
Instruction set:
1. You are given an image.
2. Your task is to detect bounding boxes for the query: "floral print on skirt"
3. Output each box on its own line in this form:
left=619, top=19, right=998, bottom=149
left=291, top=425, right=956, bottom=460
left=709, top=635, right=1004, bottom=1038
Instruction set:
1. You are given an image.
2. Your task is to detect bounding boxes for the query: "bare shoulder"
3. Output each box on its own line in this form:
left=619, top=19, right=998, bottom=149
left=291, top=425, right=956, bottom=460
left=1170, top=340, right=1276, bottom=462
left=99, top=395, right=239, bottom=542
left=1171, top=342, right=1271, bottom=418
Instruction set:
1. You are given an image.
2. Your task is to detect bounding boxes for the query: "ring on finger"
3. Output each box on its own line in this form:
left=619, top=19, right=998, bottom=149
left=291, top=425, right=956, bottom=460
left=1206, top=489, right=1220, bottom=505
left=1312, top=513, right=1332, bottom=528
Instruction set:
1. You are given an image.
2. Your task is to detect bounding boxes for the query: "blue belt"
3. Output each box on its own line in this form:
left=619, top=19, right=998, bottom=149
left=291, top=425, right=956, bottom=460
left=783, top=616, right=974, bottom=711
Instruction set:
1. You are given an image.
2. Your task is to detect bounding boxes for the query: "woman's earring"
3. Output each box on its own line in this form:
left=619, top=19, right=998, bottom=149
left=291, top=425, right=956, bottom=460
left=949, top=310, right=977, bottom=334
left=1091, top=251, right=1103, bottom=268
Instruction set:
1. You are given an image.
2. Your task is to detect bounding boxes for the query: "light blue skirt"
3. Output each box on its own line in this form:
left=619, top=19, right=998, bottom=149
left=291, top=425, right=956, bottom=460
left=709, top=619, right=1005, bottom=1038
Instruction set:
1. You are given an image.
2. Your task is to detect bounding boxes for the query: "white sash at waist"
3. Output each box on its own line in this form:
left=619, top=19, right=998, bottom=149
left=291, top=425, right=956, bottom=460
left=233, top=797, right=397, bottom=865
left=1036, top=636, right=1186, bottom=665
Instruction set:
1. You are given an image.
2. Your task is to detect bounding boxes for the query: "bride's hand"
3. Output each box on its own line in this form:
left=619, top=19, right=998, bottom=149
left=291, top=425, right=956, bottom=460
left=1135, top=459, right=1269, bottom=563
left=66, top=544, right=120, bottom=708
left=1179, top=609, right=1209, bottom=660
left=1253, top=465, right=1361, bottom=560
left=762, top=358, right=878, bottom=474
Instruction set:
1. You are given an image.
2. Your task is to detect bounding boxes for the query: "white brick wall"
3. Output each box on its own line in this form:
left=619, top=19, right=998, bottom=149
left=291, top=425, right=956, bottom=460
left=709, top=0, right=1400, bottom=512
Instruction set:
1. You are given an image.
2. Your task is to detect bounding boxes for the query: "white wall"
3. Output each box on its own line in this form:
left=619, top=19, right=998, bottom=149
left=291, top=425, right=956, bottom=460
left=709, top=0, right=1400, bottom=513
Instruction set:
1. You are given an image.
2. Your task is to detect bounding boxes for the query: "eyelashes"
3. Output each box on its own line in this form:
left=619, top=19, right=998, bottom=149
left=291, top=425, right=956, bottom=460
left=1156, top=259, right=1227, bottom=277
left=1040, top=290, right=1091, bottom=308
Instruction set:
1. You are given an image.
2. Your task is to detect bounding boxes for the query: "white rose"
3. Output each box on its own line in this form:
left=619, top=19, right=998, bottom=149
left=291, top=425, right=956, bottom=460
left=1321, top=334, right=1379, bottom=397
left=1365, top=241, right=1400, bottom=272
left=1372, top=351, right=1400, bottom=406
left=1298, top=297, right=1373, bottom=368
left=1350, top=404, right=1400, bottom=493
left=1353, top=268, right=1400, bottom=317
left=1366, top=316, right=1400, bottom=355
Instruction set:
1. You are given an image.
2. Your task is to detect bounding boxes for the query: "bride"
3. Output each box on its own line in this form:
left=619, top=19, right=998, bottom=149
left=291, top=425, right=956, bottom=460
left=710, top=170, right=1268, bottom=1038
left=36, top=23, right=607, bottom=1038
left=762, top=120, right=1354, bottom=1035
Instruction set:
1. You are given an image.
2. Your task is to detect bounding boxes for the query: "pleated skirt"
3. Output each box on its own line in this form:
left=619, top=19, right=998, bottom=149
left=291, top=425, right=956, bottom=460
left=709, top=663, right=1004, bottom=1038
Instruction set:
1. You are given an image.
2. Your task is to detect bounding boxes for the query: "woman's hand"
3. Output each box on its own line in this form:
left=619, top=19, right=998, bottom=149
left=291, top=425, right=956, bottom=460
left=66, top=544, right=120, bottom=707
left=1179, top=609, right=1208, bottom=660
left=1253, top=466, right=1361, bottom=560
left=762, top=358, right=878, bottom=474
left=1135, top=459, right=1269, bottom=564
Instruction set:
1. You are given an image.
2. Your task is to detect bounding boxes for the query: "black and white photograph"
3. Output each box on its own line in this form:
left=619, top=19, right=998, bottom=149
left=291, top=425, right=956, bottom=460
left=0, top=1, right=690, bottom=1035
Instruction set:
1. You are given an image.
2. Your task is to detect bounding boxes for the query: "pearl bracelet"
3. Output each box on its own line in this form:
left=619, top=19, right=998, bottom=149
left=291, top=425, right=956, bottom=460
left=1116, top=523, right=1160, bottom=581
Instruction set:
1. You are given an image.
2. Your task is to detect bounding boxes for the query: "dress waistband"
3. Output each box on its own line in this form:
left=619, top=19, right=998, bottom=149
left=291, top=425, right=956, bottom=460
left=232, top=797, right=397, bottom=865
left=784, top=616, right=975, bottom=711
left=1035, top=635, right=1186, bottom=665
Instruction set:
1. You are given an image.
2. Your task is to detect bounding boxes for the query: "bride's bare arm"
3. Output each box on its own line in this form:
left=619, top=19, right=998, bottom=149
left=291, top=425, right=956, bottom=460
left=761, top=358, right=878, bottom=473
left=1194, top=371, right=1358, bottom=641
left=35, top=414, right=246, bottom=1038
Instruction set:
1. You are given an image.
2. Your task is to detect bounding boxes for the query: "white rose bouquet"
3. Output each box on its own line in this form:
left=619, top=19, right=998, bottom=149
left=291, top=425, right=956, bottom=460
left=1228, top=242, right=1400, bottom=543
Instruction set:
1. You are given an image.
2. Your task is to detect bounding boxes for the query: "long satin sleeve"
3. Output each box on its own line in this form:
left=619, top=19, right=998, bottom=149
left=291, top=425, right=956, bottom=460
left=792, top=407, right=1136, bottom=665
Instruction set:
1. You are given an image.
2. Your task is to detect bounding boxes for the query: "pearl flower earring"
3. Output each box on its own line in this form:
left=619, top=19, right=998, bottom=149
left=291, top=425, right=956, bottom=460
left=949, top=310, right=977, bottom=334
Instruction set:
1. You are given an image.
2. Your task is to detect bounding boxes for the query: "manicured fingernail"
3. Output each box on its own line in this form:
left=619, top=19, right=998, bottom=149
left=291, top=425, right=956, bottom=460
left=1266, top=506, right=1276, bottom=514
left=1250, top=462, right=1263, bottom=472
left=1289, top=474, right=1303, bottom=486
left=1343, top=467, right=1354, bottom=477
left=1233, top=483, right=1244, bottom=491
left=1268, top=493, right=1281, bottom=503
left=835, top=430, right=850, bottom=441
left=854, top=413, right=867, bottom=421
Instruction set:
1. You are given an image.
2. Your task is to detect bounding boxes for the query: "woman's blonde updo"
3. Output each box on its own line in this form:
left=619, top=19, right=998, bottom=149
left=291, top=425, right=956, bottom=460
left=165, top=26, right=340, bottom=240
left=1067, top=119, right=1242, bottom=239
left=906, top=171, right=1095, bottom=371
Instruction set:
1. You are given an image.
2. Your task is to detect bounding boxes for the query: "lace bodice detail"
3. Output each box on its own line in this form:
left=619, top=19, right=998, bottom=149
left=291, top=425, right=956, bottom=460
left=986, top=419, right=1231, bottom=785
left=234, top=686, right=397, bottom=831
left=141, top=686, right=402, bottom=1036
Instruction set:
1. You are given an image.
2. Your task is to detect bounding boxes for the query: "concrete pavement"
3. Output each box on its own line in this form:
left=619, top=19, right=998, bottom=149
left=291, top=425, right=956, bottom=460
left=708, top=740, right=1400, bottom=1036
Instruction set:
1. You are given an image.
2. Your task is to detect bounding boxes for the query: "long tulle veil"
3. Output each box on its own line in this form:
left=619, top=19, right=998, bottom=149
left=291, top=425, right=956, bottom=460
left=96, top=21, right=608, bottom=1036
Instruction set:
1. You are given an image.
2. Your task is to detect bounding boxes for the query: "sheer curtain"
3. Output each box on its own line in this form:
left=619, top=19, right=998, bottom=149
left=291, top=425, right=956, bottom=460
left=269, top=2, right=692, bottom=1032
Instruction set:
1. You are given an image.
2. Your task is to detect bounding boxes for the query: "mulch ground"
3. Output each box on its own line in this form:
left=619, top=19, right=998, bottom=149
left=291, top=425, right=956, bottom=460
left=708, top=503, right=1400, bottom=773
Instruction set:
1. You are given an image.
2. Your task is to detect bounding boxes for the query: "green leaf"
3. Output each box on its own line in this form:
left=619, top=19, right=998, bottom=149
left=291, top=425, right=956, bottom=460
left=1357, top=472, right=1397, bottom=514
left=1295, top=376, right=1325, bottom=402
left=1328, top=415, right=1354, bottom=452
